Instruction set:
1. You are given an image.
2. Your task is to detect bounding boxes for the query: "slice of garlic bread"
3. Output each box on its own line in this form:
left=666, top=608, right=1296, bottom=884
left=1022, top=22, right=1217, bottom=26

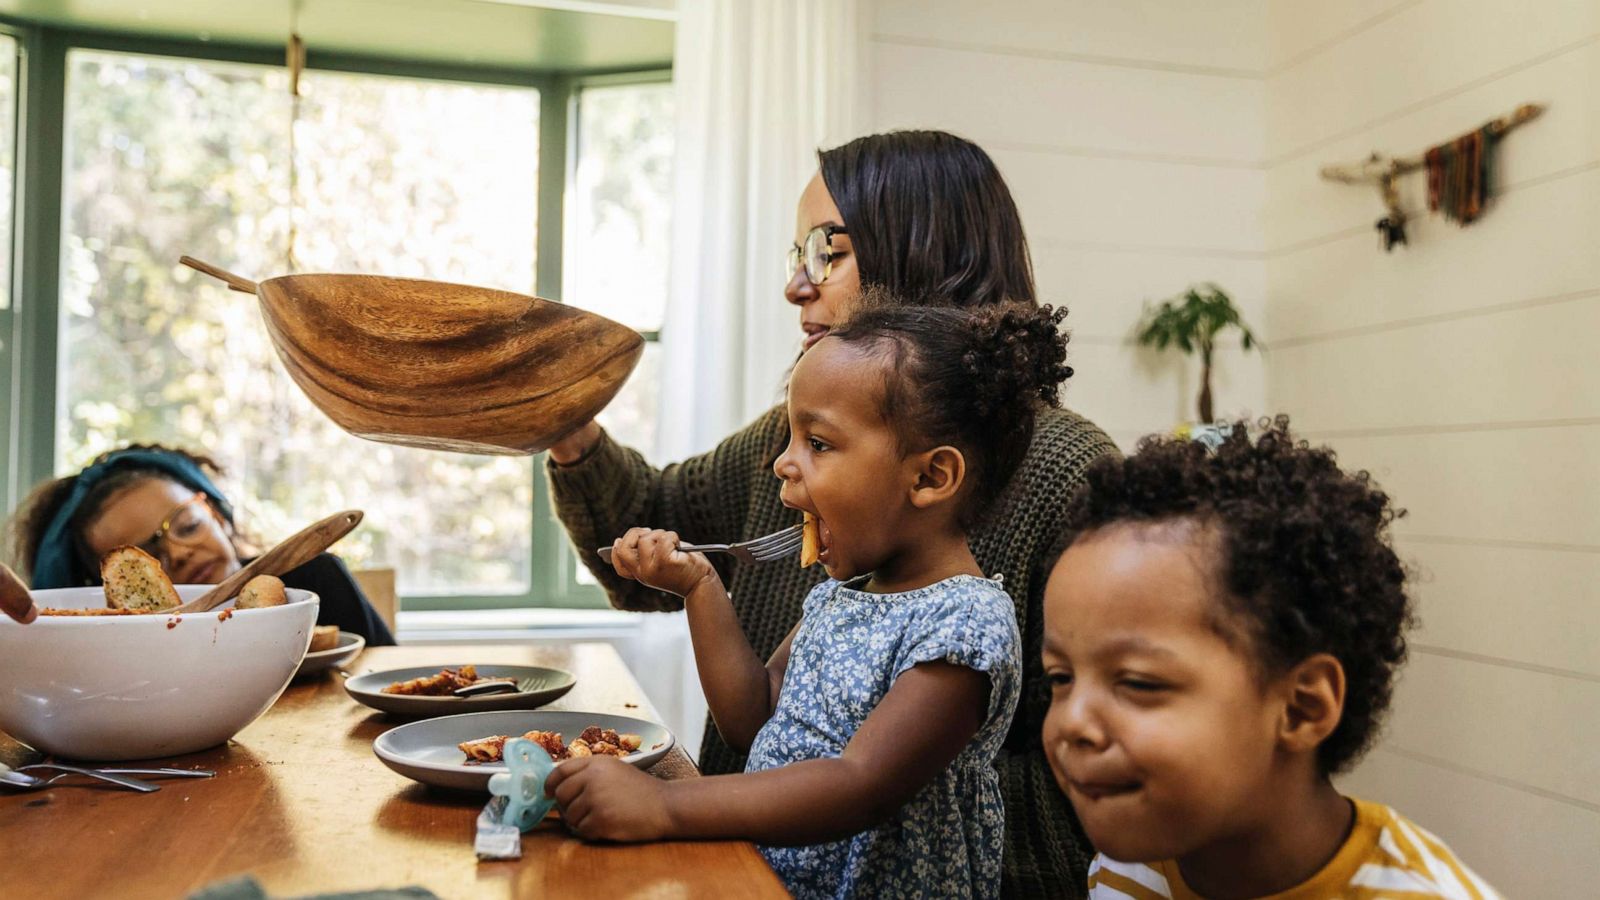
left=101, top=546, right=181, bottom=612
left=235, top=574, right=288, bottom=609
left=308, top=624, right=340, bottom=651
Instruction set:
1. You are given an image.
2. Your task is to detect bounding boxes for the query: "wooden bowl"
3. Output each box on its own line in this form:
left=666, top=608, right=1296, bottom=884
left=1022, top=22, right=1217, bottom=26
left=182, top=258, right=644, bottom=455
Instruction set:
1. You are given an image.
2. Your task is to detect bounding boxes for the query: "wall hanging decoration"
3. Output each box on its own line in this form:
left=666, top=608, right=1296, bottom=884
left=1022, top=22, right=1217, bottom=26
left=1319, top=103, right=1545, bottom=252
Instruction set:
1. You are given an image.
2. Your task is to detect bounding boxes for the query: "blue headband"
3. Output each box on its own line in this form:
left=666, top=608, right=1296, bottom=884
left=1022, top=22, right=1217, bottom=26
left=31, top=449, right=234, bottom=590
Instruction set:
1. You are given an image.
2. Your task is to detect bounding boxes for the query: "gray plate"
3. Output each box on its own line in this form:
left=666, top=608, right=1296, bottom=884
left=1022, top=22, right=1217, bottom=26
left=372, top=709, right=674, bottom=792
left=345, top=664, right=576, bottom=716
left=294, top=631, right=365, bottom=679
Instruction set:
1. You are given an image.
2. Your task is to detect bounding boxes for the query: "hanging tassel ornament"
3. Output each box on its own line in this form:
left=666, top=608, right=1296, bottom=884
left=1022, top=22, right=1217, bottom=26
left=1426, top=125, right=1498, bottom=225
left=1373, top=171, right=1407, bottom=252
left=1320, top=103, right=1543, bottom=251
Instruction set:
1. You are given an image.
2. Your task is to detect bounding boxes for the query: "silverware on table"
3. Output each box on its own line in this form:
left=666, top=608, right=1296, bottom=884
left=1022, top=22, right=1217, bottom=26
left=0, top=763, right=159, bottom=792
left=454, top=679, right=523, bottom=697
left=597, top=523, right=804, bottom=566
left=20, top=764, right=214, bottom=779
left=0, top=763, right=214, bottom=792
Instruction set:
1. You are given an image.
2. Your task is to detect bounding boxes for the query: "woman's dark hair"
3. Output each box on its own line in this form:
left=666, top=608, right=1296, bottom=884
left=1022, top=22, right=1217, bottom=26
left=7, top=444, right=231, bottom=586
left=827, top=301, right=1071, bottom=528
left=1051, top=417, right=1413, bottom=775
left=818, top=130, right=1035, bottom=309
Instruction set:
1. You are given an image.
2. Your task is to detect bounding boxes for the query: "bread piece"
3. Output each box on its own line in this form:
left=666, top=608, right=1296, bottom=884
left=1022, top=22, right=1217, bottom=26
left=101, top=546, right=181, bottom=612
left=800, top=512, right=820, bottom=568
left=308, top=624, right=340, bottom=652
left=235, top=574, right=288, bottom=609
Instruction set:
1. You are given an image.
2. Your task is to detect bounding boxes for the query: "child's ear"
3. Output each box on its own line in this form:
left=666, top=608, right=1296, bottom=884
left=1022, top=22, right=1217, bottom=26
left=907, top=446, right=966, bottom=509
left=1277, top=653, right=1345, bottom=757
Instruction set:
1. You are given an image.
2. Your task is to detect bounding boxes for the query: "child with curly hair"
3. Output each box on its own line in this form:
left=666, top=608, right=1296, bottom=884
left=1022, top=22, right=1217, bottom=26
left=6, top=444, right=394, bottom=643
left=545, top=302, right=1073, bottom=898
left=1040, top=418, right=1499, bottom=899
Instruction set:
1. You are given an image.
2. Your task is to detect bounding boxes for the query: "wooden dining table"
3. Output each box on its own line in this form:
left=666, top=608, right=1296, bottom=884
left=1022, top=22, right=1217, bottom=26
left=0, top=643, right=789, bottom=899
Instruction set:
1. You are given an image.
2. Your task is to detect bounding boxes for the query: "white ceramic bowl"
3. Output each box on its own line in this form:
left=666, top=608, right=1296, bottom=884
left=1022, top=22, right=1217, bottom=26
left=0, top=585, right=319, bottom=760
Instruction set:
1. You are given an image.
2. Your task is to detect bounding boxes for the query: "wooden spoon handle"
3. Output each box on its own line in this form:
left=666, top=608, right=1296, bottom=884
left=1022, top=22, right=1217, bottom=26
left=179, top=256, right=260, bottom=294
left=0, top=563, right=39, bottom=624
left=176, top=510, right=364, bottom=614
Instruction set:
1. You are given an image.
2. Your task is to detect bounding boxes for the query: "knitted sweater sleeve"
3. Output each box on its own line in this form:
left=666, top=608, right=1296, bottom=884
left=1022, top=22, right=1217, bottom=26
left=980, top=408, right=1121, bottom=899
left=544, top=406, right=788, bottom=613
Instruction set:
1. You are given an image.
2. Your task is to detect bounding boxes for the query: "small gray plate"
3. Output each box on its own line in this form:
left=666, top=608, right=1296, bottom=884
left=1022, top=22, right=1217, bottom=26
left=372, top=709, right=674, bottom=792
left=295, top=631, right=365, bottom=679
left=345, top=664, right=576, bottom=717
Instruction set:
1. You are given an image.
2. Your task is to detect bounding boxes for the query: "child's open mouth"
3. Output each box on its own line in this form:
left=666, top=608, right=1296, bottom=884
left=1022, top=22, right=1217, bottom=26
left=816, top=518, right=834, bottom=565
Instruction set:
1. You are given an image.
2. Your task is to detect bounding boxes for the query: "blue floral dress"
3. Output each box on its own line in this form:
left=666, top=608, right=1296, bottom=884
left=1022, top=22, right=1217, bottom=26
left=745, top=574, right=1022, bottom=899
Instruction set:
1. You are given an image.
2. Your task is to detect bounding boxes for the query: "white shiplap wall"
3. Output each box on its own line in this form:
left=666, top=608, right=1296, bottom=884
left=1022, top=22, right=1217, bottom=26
left=867, top=0, right=1270, bottom=450
left=1266, top=0, right=1600, bottom=894
left=867, top=0, right=1599, bottom=891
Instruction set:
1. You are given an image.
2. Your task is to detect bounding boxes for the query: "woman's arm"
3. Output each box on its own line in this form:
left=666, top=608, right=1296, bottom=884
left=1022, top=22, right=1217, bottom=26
left=545, top=406, right=787, bottom=613
left=546, top=660, right=990, bottom=845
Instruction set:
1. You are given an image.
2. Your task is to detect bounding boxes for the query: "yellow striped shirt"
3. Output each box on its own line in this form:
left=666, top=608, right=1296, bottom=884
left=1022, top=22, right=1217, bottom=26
left=1087, top=798, right=1500, bottom=899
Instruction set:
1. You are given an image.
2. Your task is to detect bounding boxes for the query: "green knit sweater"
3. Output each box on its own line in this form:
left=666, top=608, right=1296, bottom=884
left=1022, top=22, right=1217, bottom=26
left=547, top=404, right=1119, bottom=898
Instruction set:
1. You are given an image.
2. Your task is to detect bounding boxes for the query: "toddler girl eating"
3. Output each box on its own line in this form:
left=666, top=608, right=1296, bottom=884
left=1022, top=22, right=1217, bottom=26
left=547, top=301, right=1072, bottom=898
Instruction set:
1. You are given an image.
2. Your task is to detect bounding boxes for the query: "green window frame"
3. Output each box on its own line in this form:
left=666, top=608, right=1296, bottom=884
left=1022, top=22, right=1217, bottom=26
left=0, top=19, right=668, bottom=610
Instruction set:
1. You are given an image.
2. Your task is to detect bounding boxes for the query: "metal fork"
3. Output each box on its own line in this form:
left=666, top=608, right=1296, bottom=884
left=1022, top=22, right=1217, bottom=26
left=0, top=764, right=158, bottom=792
left=0, top=762, right=214, bottom=793
left=597, top=523, right=804, bottom=566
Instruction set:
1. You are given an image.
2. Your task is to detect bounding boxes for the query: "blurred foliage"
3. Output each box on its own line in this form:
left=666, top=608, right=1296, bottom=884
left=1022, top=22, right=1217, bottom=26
left=55, top=52, right=672, bottom=598
left=58, top=51, right=542, bottom=596
left=0, top=36, right=15, bottom=312
left=568, top=82, right=672, bottom=463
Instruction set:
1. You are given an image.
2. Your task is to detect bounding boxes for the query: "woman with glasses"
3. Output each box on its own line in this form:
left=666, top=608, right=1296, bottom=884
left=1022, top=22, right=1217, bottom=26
left=6, top=444, right=394, bottom=644
left=546, top=130, right=1116, bottom=898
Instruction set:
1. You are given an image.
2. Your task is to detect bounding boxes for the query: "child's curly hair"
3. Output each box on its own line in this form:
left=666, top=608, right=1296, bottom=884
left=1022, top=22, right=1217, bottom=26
left=7, top=443, right=231, bottom=584
left=828, top=298, right=1073, bottom=528
left=1054, top=416, right=1412, bottom=774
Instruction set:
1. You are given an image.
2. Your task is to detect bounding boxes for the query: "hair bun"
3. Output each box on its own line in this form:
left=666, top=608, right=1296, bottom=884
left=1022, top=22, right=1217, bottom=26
left=959, top=303, right=1072, bottom=419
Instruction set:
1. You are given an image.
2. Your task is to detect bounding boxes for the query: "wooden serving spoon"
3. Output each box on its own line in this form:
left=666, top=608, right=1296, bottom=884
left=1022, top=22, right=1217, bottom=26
left=174, top=510, right=364, bottom=614
left=0, top=563, right=39, bottom=624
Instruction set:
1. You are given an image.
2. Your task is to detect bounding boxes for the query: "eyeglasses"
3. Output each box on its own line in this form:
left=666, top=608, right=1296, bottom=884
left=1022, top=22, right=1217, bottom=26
left=136, top=492, right=218, bottom=562
left=786, top=224, right=849, bottom=286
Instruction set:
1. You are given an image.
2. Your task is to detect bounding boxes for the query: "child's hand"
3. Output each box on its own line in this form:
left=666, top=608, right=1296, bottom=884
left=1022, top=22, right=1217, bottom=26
left=545, top=756, right=673, bottom=842
left=608, top=528, right=716, bottom=597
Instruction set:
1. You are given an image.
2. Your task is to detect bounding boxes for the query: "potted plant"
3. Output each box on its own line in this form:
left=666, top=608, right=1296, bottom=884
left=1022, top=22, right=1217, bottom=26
left=1133, top=283, right=1260, bottom=424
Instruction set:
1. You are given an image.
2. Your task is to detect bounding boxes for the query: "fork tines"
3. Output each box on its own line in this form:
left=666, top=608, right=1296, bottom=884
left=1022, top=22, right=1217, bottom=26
left=747, top=524, right=805, bottom=561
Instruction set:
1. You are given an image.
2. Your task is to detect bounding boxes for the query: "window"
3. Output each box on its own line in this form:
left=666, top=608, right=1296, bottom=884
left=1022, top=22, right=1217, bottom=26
left=0, top=34, right=15, bottom=313
left=58, top=50, right=542, bottom=597
left=565, top=79, right=673, bottom=460
left=0, top=33, right=16, bottom=510
left=563, top=79, right=673, bottom=586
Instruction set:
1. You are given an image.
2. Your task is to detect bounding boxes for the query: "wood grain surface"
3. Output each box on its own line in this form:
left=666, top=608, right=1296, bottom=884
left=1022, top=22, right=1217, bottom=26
left=254, top=274, right=644, bottom=455
left=0, top=643, right=785, bottom=899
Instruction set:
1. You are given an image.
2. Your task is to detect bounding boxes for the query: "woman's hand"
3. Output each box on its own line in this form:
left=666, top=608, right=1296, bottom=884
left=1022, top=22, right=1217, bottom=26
left=546, top=756, right=674, bottom=842
left=608, top=528, right=716, bottom=598
left=547, top=420, right=604, bottom=466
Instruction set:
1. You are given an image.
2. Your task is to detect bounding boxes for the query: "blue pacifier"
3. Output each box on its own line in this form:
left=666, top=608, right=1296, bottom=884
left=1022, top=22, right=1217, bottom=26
left=487, top=738, right=557, bottom=831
